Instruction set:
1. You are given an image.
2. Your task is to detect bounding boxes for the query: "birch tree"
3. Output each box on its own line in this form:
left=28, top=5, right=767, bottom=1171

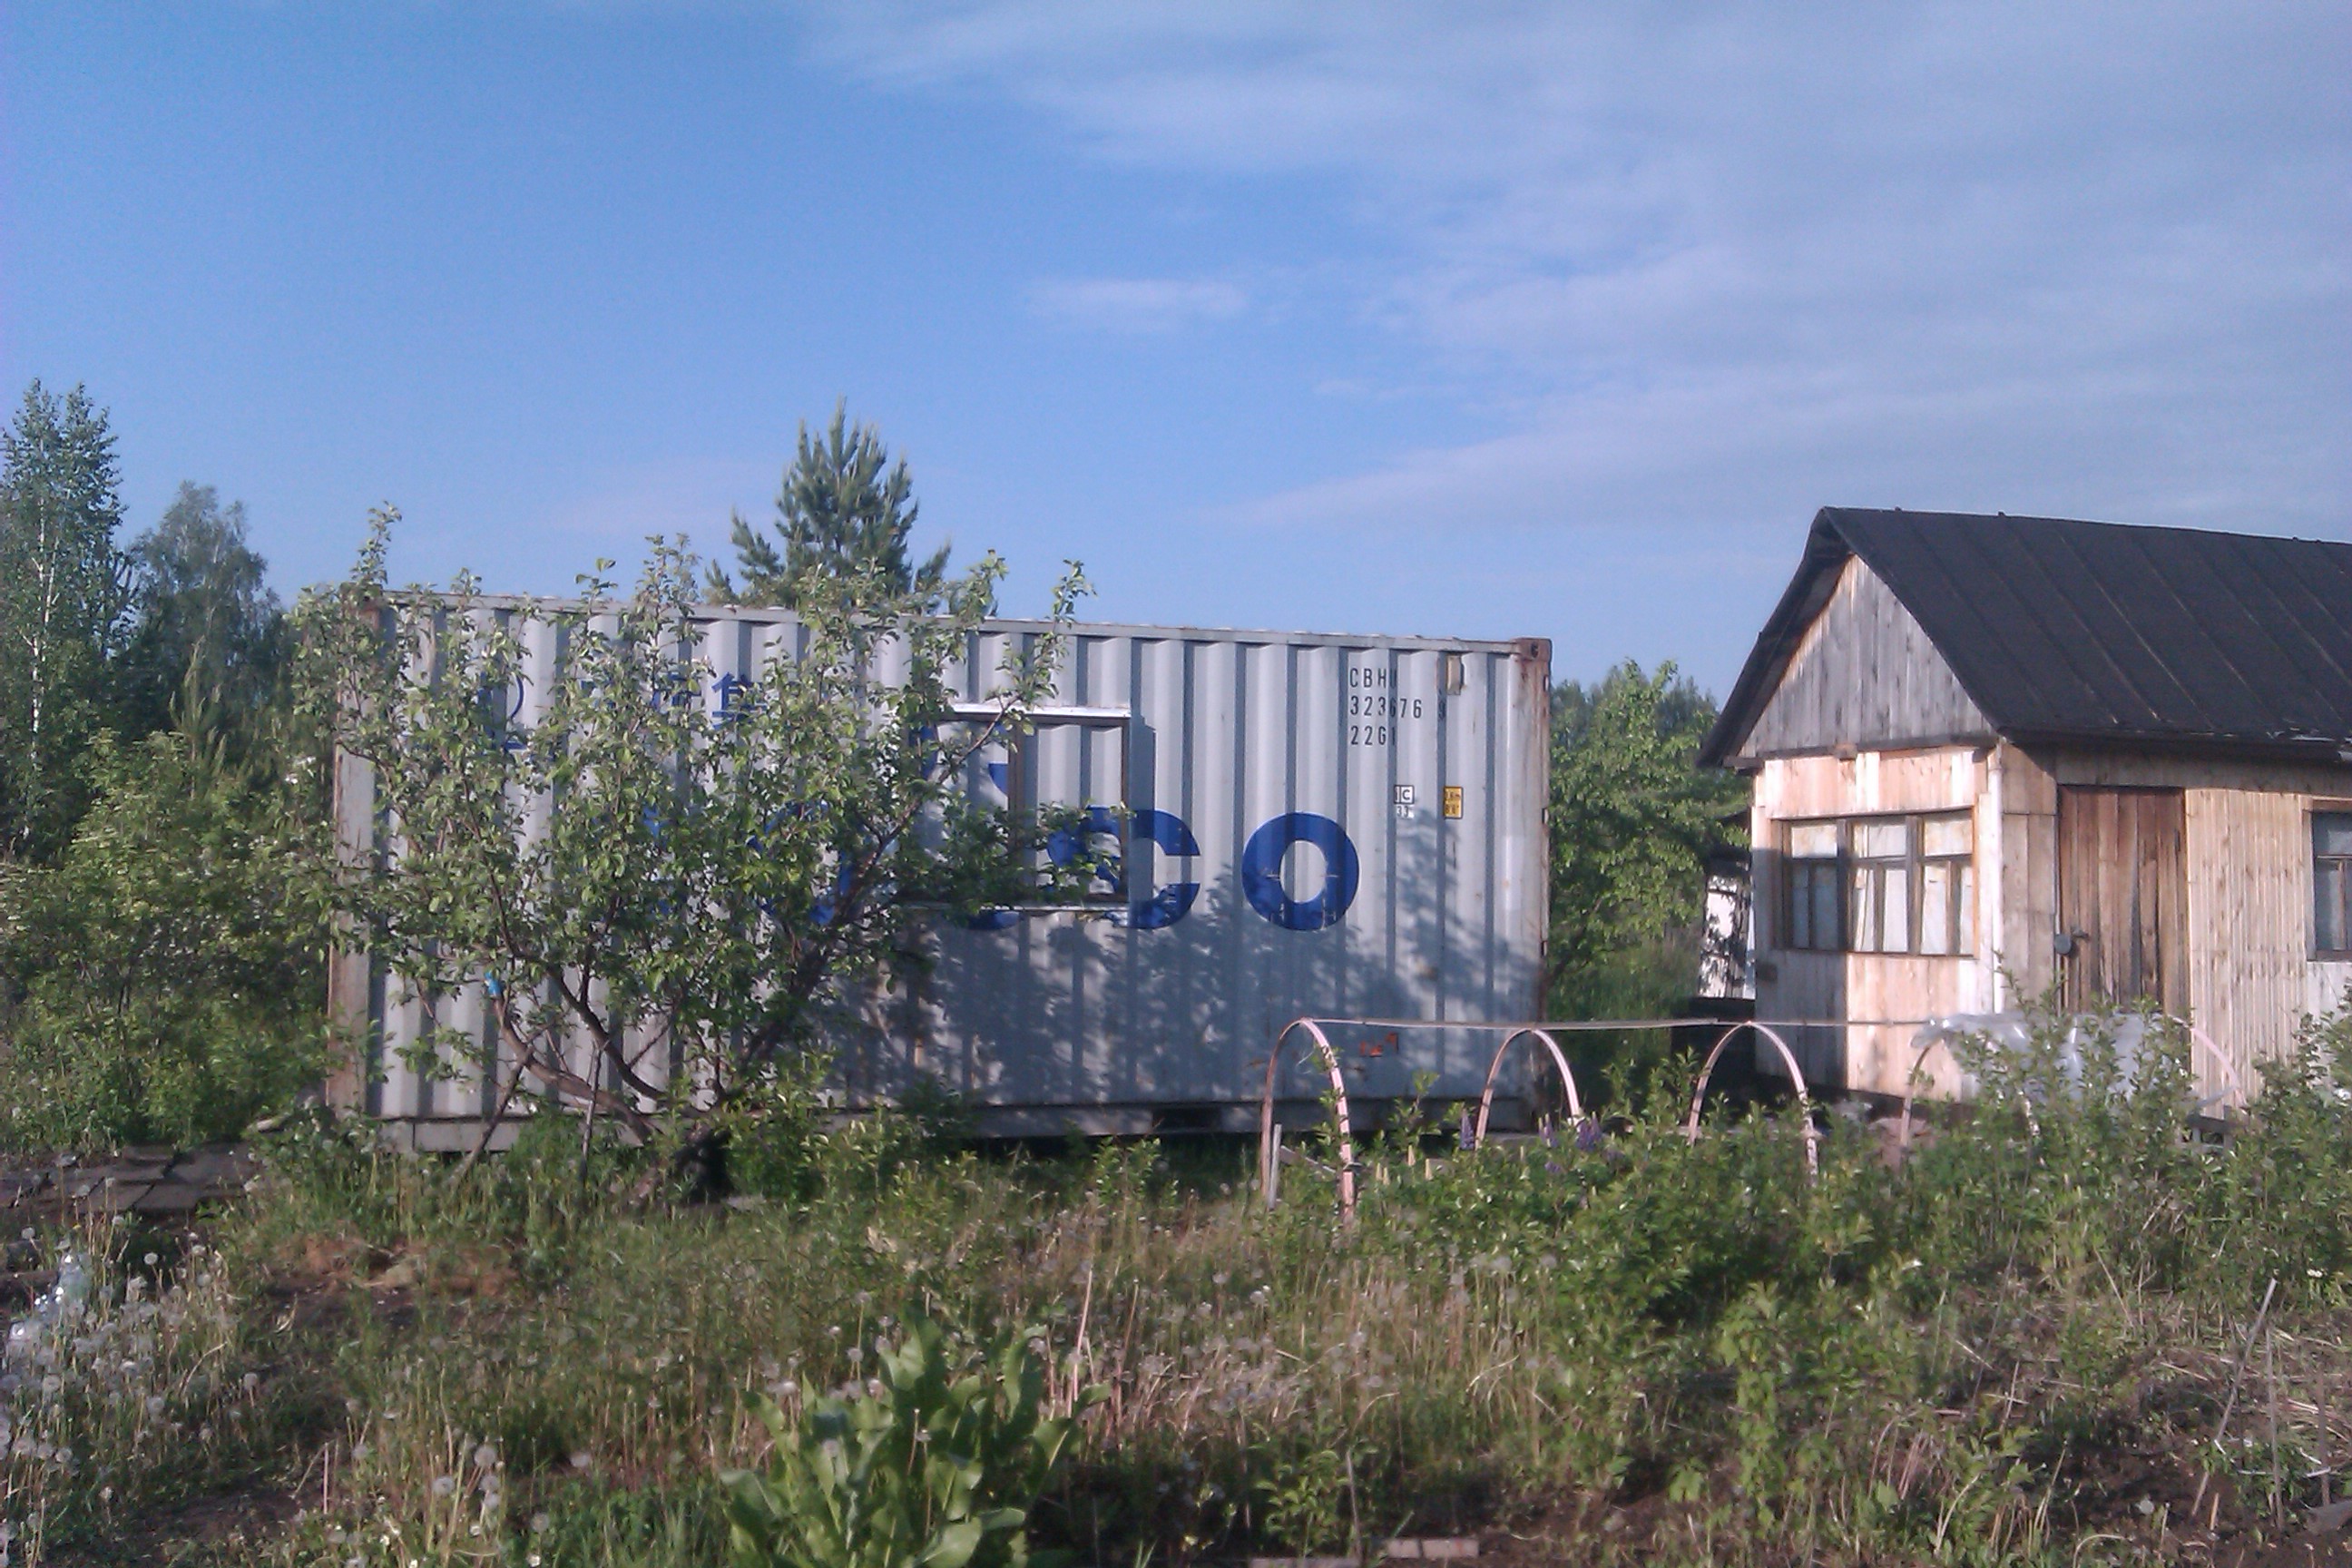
left=0, top=382, right=132, bottom=858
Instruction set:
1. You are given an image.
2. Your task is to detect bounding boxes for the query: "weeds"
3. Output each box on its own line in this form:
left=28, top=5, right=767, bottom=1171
left=15, top=994, right=2352, bottom=1564
left=0, top=1213, right=302, bottom=1559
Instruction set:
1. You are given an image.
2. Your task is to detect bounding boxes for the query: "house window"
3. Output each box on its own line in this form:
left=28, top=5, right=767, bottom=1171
left=2318, top=811, right=2352, bottom=956
left=1919, top=814, right=1975, bottom=956
left=1780, top=812, right=1974, bottom=956
left=1785, top=821, right=1842, bottom=950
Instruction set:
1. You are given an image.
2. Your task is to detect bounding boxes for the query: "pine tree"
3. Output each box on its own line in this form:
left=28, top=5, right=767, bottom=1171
left=0, top=382, right=132, bottom=858
left=708, top=402, right=953, bottom=608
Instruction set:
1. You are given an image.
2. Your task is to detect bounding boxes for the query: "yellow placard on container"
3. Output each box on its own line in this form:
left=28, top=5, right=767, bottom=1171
left=1442, top=785, right=1464, bottom=819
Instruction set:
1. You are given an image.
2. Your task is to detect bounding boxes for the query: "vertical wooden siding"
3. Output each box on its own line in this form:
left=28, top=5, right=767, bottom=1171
left=2185, top=788, right=2307, bottom=1086
left=2308, top=959, right=2352, bottom=1025
left=1997, top=745, right=2060, bottom=1005
left=1738, top=558, right=1995, bottom=760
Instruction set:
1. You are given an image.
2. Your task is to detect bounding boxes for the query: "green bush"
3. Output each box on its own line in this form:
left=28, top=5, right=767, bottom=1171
left=0, top=729, right=326, bottom=1151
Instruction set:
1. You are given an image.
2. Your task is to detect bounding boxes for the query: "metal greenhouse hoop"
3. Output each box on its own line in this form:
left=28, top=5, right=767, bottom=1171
left=1471, top=1027, right=1585, bottom=1148
left=1682, top=1021, right=1819, bottom=1181
left=1258, top=1018, right=1359, bottom=1220
left=1259, top=1014, right=1838, bottom=1220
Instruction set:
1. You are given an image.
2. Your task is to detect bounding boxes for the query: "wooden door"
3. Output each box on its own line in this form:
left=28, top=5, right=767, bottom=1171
left=2057, top=787, right=2187, bottom=1014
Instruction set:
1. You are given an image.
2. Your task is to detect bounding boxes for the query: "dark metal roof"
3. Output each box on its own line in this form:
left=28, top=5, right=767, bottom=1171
left=1701, top=508, right=2352, bottom=767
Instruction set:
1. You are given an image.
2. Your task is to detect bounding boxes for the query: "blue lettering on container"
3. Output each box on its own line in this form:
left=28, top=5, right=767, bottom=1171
left=1048, top=805, right=1125, bottom=899
left=1130, top=809, right=1200, bottom=929
left=1240, top=812, right=1359, bottom=931
left=965, top=808, right=1357, bottom=933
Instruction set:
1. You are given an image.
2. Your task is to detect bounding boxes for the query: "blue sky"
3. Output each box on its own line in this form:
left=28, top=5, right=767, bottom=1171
left=4, top=4, right=2346, bottom=692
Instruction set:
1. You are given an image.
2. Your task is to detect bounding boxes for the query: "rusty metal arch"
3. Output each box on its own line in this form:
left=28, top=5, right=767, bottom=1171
left=1258, top=1018, right=1360, bottom=1222
left=1471, top=1027, right=1585, bottom=1148
left=1683, top=1022, right=1818, bottom=1180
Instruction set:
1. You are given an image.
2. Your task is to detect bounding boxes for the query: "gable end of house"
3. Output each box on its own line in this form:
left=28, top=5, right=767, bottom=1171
left=1724, top=554, right=1994, bottom=765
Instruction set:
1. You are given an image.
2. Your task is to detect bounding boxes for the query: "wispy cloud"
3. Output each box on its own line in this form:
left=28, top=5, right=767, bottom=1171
left=807, top=2, right=2352, bottom=538
left=1030, top=275, right=1247, bottom=334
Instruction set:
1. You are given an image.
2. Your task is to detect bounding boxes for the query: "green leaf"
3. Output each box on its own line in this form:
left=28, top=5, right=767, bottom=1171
left=917, top=1517, right=985, bottom=1568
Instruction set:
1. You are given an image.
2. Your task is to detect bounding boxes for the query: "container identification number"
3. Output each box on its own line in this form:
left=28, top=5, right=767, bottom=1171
left=1348, top=666, right=1424, bottom=746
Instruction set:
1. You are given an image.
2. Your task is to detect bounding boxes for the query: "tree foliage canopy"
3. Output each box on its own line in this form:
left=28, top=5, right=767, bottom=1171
left=118, top=481, right=285, bottom=743
left=710, top=402, right=953, bottom=609
left=304, top=511, right=1086, bottom=1156
left=1547, top=661, right=1746, bottom=1019
left=0, top=381, right=328, bottom=1152
left=0, top=728, right=328, bottom=1149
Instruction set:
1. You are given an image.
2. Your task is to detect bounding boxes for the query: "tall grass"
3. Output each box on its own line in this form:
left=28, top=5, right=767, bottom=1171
left=12, top=996, right=2352, bottom=1564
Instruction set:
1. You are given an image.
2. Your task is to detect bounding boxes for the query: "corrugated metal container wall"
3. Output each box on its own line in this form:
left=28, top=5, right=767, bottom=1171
left=330, top=608, right=1551, bottom=1146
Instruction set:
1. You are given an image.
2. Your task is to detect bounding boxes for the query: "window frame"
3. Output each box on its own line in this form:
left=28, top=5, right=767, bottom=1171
left=1778, top=809, right=1975, bottom=958
left=2314, top=803, right=2352, bottom=960
left=1781, top=819, right=1843, bottom=952
left=946, top=703, right=1132, bottom=911
left=1916, top=813, right=1975, bottom=957
left=1847, top=817, right=1914, bottom=954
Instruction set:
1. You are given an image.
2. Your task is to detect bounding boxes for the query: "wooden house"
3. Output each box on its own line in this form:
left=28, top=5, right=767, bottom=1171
left=1699, top=508, right=2352, bottom=1102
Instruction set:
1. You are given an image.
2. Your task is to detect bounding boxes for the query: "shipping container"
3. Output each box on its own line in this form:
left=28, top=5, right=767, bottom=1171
left=328, top=605, right=1552, bottom=1147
